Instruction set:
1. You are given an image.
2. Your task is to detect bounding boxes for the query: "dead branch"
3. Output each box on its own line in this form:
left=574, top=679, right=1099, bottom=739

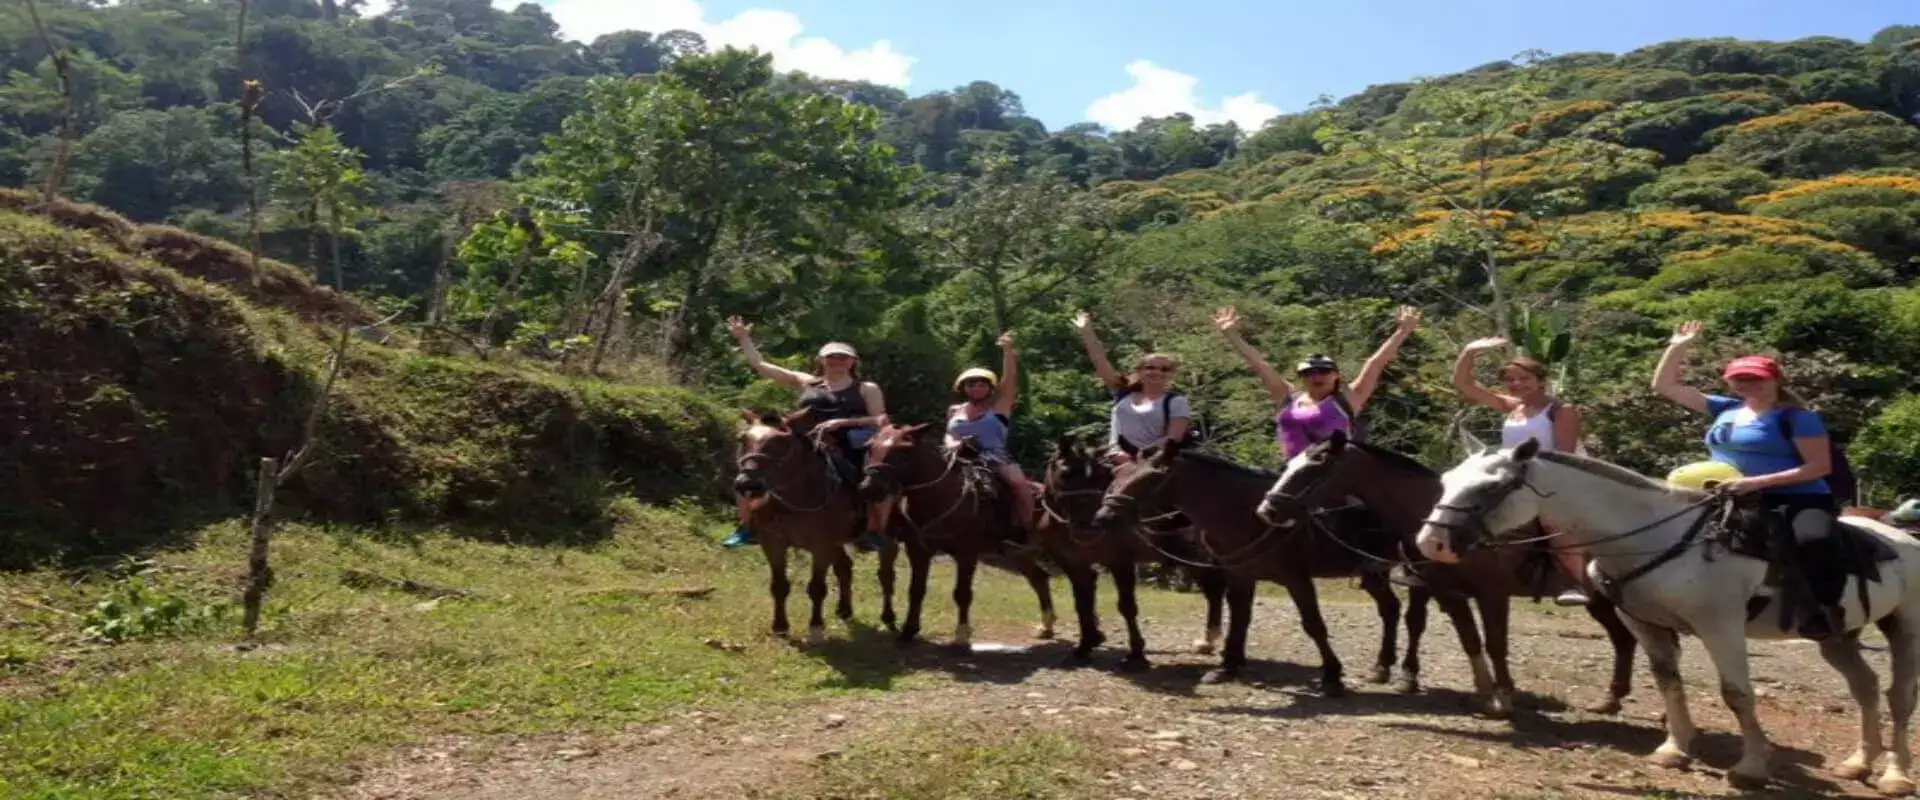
left=571, top=586, right=716, bottom=600
left=339, top=569, right=473, bottom=599
left=22, top=0, right=75, bottom=205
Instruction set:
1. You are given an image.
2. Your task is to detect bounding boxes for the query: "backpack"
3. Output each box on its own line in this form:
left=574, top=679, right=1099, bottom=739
left=1776, top=405, right=1857, bottom=503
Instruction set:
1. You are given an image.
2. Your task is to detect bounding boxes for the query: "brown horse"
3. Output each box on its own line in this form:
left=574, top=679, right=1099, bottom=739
left=1092, top=440, right=1409, bottom=695
left=1257, top=430, right=1638, bottom=717
left=734, top=408, right=895, bottom=644
left=858, top=422, right=1057, bottom=647
left=1037, top=437, right=1229, bottom=669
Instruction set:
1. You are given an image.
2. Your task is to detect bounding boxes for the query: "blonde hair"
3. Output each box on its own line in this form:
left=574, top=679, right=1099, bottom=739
left=1500, top=356, right=1548, bottom=381
left=1122, top=352, right=1181, bottom=393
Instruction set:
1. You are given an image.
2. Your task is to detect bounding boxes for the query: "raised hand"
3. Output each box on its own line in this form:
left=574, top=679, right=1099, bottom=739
left=1212, top=306, right=1242, bottom=334
left=1394, top=305, right=1422, bottom=333
left=1670, top=319, right=1703, bottom=347
left=1071, top=310, right=1094, bottom=331
left=726, top=315, right=753, bottom=340
left=997, top=331, right=1015, bottom=350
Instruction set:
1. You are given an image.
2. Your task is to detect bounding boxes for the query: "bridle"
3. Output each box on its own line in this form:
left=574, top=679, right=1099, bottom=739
left=1419, top=461, right=1555, bottom=552
left=735, top=429, right=840, bottom=513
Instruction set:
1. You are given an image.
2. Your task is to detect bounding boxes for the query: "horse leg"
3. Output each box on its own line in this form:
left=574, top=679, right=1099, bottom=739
left=766, top=539, right=791, bottom=638
left=805, top=548, right=831, bottom=646
left=1067, top=563, right=1104, bottom=663
left=1475, top=592, right=1516, bottom=718
left=1113, top=558, right=1148, bottom=672
left=1877, top=613, right=1919, bottom=796
left=1204, top=578, right=1256, bottom=684
left=1818, top=630, right=1883, bottom=783
left=1287, top=578, right=1346, bottom=697
left=1359, top=571, right=1400, bottom=685
left=898, top=542, right=932, bottom=646
left=832, top=547, right=855, bottom=622
left=951, top=553, right=978, bottom=649
left=1436, top=591, right=1488, bottom=707
left=1194, top=568, right=1225, bottom=655
left=1584, top=597, right=1637, bottom=714
left=878, top=535, right=899, bottom=633
left=1628, top=620, right=1698, bottom=770
left=1020, top=557, right=1057, bottom=640
left=1396, top=583, right=1430, bottom=694
left=1695, top=621, right=1774, bottom=789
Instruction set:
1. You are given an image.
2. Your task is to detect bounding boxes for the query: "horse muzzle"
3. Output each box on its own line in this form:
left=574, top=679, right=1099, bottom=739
left=1256, top=495, right=1295, bottom=528
left=733, top=473, right=766, bottom=497
left=1415, top=523, right=1461, bottom=564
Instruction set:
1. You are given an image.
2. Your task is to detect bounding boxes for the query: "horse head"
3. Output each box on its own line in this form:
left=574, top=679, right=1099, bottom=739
left=735, top=408, right=800, bottom=497
left=1093, top=438, right=1183, bottom=530
left=1417, top=437, right=1544, bottom=564
left=1258, top=429, right=1354, bottom=526
left=1044, top=436, right=1112, bottom=527
left=859, top=422, right=937, bottom=501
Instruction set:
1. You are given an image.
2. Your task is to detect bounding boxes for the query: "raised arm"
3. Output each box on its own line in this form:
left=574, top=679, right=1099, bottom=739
left=1071, top=310, right=1127, bottom=390
left=1347, top=305, right=1421, bottom=412
left=1451, top=337, right=1517, bottom=412
left=1651, top=319, right=1709, bottom=414
left=1213, top=306, right=1293, bottom=402
left=994, top=332, right=1019, bottom=416
left=726, top=316, right=815, bottom=389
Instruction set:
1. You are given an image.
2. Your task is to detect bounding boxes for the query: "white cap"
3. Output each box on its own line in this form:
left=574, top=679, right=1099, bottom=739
left=817, top=342, right=858, bottom=359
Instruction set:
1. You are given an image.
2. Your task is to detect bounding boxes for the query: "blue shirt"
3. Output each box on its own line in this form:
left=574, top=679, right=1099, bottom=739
left=1703, top=395, right=1830, bottom=495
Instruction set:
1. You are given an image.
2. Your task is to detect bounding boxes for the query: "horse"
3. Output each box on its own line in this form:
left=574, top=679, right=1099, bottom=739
left=1036, top=437, right=1229, bottom=668
left=857, top=422, right=1058, bottom=647
left=1418, top=438, right=1920, bottom=795
left=1091, top=439, right=1406, bottom=695
left=734, top=407, right=891, bottom=644
left=1256, top=430, right=1637, bottom=717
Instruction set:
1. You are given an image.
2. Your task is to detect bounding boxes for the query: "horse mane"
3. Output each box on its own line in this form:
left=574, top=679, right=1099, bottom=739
left=1175, top=448, right=1278, bottom=481
left=1347, top=440, right=1438, bottom=478
left=1535, top=450, right=1706, bottom=500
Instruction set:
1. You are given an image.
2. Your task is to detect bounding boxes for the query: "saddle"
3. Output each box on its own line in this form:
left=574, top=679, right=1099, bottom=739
left=1715, top=495, right=1898, bottom=629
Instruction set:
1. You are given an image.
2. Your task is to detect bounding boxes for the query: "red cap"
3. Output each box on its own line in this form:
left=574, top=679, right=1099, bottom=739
left=1723, top=355, right=1782, bottom=381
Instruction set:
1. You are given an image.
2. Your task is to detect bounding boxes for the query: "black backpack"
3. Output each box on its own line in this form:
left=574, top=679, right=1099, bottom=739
left=1776, top=405, right=1858, bottom=503
left=1328, top=392, right=1368, bottom=444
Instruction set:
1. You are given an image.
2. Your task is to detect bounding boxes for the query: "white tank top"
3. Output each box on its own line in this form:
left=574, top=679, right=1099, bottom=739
left=1501, top=403, right=1560, bottom=452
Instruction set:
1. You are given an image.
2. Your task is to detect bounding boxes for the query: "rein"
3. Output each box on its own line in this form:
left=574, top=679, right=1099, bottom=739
left=737, top=430, right=844, bottom=514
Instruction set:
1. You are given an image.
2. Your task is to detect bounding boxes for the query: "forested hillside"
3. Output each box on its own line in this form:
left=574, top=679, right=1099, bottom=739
left=7, top=0, right=1920, bottom=552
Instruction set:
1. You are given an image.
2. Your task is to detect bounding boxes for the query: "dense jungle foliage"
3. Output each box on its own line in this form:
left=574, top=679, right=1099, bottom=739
left=6, top=1, right=1920, bottom=564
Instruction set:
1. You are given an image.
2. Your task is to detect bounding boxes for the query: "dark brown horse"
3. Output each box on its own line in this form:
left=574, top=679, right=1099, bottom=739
left=858, top=422, right=1057, bottom=647
left=734, top=407, right=894, bottom=644
left=1257, top=430, right=1638, bottom=717
left=1092, top=440, right=1409, bottom=695
left=1037, top=438, right=1228, bottom=669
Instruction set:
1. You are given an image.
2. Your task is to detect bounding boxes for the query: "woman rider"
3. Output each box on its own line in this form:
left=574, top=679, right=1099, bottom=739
left=1072, top=309, right=1193, bottom=463
left=1213, top=305, right=1420, bottom=460
left=723, top=316, right=888, bottom=551
left=1652, top=319, right=1842, bottom=639
left=944, top=332, right=1037, bottom=546
left=1453, top=336, right=1591, bottom=607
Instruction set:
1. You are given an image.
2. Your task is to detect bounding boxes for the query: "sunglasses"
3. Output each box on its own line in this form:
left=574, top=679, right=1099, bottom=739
left=1298, top=368, right=1335, bottom=377
left=1138, top=365, right=1176, bottom=373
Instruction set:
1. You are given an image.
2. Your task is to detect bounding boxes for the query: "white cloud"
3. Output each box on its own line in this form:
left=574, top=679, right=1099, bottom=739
left=523, top=0, right=915, bottom=87
left=1086, top=60, right=1280, bottom=133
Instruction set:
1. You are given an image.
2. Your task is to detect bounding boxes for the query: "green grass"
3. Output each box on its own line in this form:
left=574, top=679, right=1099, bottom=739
left=0, top=501, right=1118, bottom=799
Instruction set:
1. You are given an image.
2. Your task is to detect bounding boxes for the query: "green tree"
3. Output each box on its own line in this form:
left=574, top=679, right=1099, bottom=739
left=271, top=123, right=366, bottom=288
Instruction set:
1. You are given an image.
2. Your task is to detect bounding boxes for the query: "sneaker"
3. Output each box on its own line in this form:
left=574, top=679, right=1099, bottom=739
left=1553, top=589, right=1590, bottom=608
left=854, top=530, right=886, bottom=552
left=721, top=526, right=756, bottom=548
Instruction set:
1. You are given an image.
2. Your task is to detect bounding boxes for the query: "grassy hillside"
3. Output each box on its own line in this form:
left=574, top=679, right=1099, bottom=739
left=0, top=199, right=734, bottom=568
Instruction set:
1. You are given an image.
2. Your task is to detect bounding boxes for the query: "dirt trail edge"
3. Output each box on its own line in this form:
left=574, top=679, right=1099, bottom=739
left=348, top=595, right=1889, bottom=799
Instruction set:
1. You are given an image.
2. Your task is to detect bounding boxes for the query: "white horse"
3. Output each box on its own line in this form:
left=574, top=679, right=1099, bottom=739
left=1416, top=438, right=1920, bottom=795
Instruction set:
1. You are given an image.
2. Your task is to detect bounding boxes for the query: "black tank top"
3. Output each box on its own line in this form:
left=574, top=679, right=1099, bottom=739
left=798, top=380, right=867, bottom=421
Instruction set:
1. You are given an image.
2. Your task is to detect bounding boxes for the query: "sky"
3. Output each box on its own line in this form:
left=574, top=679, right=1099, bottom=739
left=515, top=0, right=1913, bottom=133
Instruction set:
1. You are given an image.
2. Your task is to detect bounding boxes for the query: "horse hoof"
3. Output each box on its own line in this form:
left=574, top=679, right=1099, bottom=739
left=836, top=606, right=855, bottom=622
left=1877, top=774, right=1917, bottom=796
left=1034, top=626, right=1056, bottom=641
left=1365, top=664, right=1391, bottom=685
left=1192, top=639, right=1216, bottom=655
left=1391, top=676, right=1420, bottom=695
left=1201, top=668, right=1240, bottom=685
left=1727, top=770, right=1770, bottom=791
left=806, top=627, right=826, bottom=646
left=1120, top=655, right=1151, bottom=673
left=771, top=625, right=791, bottom=638
left=1832, top=761, right=1873, bottom=782
left=1584, top=697, right=1624, bottom=715
left=1321, top=680, right=1347, bottom=699
left=1647, top=749, right=1692, bottom=770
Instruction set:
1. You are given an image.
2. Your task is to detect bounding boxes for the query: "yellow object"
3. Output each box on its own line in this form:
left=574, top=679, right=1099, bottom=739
left=1666, top=460, right=1744, bottom=491
left=953, top=368, right=998, bottom=391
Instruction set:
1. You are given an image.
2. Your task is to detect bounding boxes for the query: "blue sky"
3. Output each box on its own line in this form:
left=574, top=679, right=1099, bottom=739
left=532, top=0, right=1913, bottom=132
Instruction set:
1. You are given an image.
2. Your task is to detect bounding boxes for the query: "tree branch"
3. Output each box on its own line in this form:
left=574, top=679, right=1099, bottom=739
left=23, top=0, right=74, bottom=205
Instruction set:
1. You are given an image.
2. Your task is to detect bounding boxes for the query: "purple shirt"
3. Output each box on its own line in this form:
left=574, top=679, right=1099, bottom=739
left=1276, top=394, right=1351, bottom=459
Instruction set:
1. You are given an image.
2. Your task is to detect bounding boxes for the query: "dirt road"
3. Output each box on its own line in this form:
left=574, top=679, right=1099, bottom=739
left=350, top=591, right=1890, bottom=799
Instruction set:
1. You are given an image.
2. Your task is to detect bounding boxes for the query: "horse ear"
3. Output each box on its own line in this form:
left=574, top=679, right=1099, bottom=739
left=1514, top=437, right=1542, bottom=462
left=1455, top=419, right=1490, bottom=458
left=1054, top=435, right=1079, bottom=460
left=1328, top=429, right=1349, bottom=453
left=1151, top=441, right=1181, bottom=467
